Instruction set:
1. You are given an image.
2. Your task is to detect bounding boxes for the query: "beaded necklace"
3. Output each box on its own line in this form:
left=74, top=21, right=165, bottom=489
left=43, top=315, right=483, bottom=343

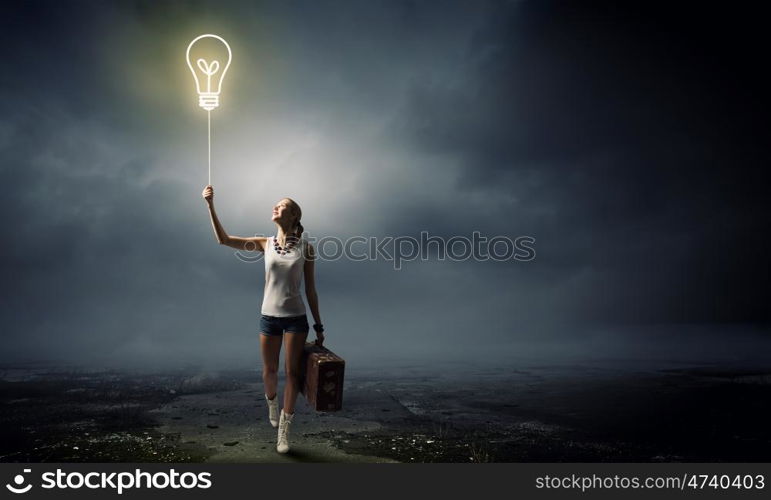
left=273, top=235, right=299, bottom=255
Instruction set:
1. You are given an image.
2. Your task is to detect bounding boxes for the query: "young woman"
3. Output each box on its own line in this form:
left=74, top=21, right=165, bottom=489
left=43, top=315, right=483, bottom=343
left=202, top=185, right=325, bottom=454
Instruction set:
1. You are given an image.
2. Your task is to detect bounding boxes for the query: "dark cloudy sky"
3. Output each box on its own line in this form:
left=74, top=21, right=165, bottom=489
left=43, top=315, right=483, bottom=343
left=1, top=1, right=769, bottom=370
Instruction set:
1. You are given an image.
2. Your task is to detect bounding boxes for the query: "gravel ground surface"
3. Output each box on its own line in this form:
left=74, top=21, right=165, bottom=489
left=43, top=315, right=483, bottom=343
left=2, top=360, right=770, bottom=462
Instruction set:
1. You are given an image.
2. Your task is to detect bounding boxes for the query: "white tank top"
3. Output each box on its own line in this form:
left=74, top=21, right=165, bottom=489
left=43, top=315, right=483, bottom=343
left=261, top=235, right=307, bottom=317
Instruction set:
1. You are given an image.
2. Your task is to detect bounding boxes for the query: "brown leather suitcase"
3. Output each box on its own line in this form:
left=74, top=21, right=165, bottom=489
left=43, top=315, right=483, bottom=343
left=300, top=342, right=345, bottom=411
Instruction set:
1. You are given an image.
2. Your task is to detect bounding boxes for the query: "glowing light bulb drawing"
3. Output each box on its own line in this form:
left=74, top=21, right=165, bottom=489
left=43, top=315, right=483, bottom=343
left=185, top=34, right=232, bottom=184
left=186, top=34, right=232, bottom=111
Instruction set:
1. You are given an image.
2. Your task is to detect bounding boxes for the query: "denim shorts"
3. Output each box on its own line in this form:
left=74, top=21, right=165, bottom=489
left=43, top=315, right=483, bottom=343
left=259, top=314, right=310, bottom=336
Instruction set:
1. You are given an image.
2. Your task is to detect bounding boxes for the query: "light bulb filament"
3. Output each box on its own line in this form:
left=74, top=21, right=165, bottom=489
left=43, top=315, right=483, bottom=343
left=196, top=58, right=220, bottom=93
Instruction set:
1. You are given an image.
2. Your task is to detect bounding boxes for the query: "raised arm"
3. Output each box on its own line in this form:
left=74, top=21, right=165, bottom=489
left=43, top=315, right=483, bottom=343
left=202, top=185, right=267, bottom=252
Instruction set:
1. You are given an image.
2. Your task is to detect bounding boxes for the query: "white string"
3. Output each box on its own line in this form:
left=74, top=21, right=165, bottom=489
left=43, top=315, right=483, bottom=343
left=207, top=110, right=211, bottom=185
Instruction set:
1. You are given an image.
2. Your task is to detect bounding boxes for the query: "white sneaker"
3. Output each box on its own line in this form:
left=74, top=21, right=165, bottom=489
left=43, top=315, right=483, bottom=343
left=276, top=409, right=294, bottom=454
left=265, top=394, right=279, bottom=428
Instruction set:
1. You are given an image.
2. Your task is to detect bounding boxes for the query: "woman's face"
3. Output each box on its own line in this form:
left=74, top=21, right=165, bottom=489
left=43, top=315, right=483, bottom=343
left=271, top=199, right=293, bottom=224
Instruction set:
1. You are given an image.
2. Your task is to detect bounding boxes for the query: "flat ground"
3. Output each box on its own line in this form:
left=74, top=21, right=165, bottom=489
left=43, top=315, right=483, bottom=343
left=2, top=360, right=770, bottom=462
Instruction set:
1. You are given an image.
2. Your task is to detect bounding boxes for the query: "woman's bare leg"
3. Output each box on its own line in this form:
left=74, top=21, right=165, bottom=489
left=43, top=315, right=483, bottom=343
left=260, top=334, right=282, bottom=399
left=282, top=331, right=308, bottom=414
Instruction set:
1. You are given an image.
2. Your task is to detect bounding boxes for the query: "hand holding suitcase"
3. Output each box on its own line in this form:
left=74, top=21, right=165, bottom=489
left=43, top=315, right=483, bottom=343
left=300, top=342, right=345, bottom=411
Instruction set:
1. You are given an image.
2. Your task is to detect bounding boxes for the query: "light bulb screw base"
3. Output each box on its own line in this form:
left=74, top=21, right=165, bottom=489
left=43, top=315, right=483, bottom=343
left=198, top=94, right=219, bottom=111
